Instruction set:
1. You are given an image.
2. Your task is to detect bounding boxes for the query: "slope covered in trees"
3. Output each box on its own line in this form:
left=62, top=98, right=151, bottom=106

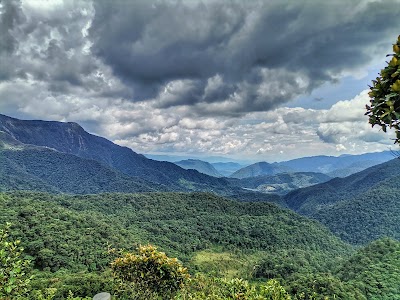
left=0, top=131, right=164, bottom=194
left=337, top=238, right=400, bottom=299
left=0, top=191, right=351, bottom=272
left=0, top=114, right=233, bottom=192
left=284, top=158, right=400, bottom=244
left=2, top=192, right=400, bottom=299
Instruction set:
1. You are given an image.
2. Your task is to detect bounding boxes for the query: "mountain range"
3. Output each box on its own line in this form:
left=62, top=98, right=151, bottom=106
left=229, top=152, right=394, bottom=179
left=2, top=113, right=399, bottom=247
left=0, top=114, right=275, bottom=201
left=168, top=151, right=393, bottom=179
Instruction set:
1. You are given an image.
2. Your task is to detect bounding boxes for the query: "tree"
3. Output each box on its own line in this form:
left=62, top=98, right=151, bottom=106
left=0, top=222, right=32, bottom=299
left=366, top=35, right=400, bottom=143
left=111, top=244, right=190, bottom=299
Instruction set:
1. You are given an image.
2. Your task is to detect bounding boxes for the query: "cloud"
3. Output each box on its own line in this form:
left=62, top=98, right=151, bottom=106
left=0, top=0, right=399, bottom=161
left=89, top=0, right=400, bottom=115
left=2, top=0, right=400, bottom=116
left=105, top=90, right=393, bottom=161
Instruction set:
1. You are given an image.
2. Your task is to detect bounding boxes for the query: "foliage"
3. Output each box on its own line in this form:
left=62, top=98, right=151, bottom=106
left=30, top=269, right=114, bottom=299
left=176, top=275, right=292, bottom=300
left=0, top=222, right=32, bottom=299
left=337, top=238, right=400, bottom=299
left=0, top=193, right=142, bottom=272
left=32, top=289, right=91, bottom=300
left=314, top=184, right=400, bottom=245
left=0, top=146, right=158, bottom=194
left=252, top=249, right=338, bottom=281
left=366, top=35, right=400, bottom=143
left=0, top=191, right=351, bottom=272
left=287, top=273, right=365, bottom=300
left=284, top=159, right=400, bottom=245
left=111, top=245, right=190, bottom=299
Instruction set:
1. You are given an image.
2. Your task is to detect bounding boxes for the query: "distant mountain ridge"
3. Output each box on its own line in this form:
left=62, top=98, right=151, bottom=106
left=230, top=162, right=293, bottom=179
left=278, top=152, right=394, bottom=176
left=230, top=151, right=394, bottom=179
left=174, top=159, right=223, bottom=177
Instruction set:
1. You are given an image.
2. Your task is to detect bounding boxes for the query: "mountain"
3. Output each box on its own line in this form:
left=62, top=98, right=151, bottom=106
left=278, top=152, right=394, bottom=176
left=0, top=115, right=276, bottom=200
left=211, top=162, right=243, bottom=177
left=230, top=162, right=293, bottom=179
left=229, top=172, right=331, bottom=195
left=0, top=114, right=233, bottom=194
left=284, top=158, right=400, bottom=244
left=325, top=159, right=390, bottom=178
left=174, top=159, right=223, bottom=177
left=230, top=151, right=394, bottom=180
left=0, top=131, right=161, bottom=194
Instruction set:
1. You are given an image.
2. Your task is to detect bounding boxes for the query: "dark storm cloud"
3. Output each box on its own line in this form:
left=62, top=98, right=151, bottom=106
left=0, top=0, right=25, bottom=80
left=0, top=0, right=23, bottom=54
left=0, top=0, right=116, bottom=96
left=89, top=0, right=400, bottom=114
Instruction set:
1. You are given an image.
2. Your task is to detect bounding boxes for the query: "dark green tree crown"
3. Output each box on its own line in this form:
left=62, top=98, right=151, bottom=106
left=366, top=35, right=400, bottom=143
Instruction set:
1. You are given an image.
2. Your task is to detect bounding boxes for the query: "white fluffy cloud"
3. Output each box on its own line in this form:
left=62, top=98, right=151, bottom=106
left=96, top=90, right=394, bottom=161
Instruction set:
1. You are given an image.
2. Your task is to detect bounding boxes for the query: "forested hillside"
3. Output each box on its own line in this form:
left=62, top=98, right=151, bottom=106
left=2, top=191, right=400, bottom=299
left=284, top=158, right=400, bottom=245
left=0, top=191, right=351, bottom=270
left=0, top=115, right=231, bottom=191
left=0, top=142, right=164, bottom=194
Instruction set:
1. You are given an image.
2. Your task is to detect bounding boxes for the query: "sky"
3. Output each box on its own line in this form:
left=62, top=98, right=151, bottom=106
left=1, top=0, right=400, bottom=162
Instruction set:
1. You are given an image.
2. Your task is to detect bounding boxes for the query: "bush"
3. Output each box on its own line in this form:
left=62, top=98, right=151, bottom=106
left=111, top=244, right=190, bottom=299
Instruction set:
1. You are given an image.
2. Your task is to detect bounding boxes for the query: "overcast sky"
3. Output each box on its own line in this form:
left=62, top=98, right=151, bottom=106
left=1, top=0, right=399, bottom=162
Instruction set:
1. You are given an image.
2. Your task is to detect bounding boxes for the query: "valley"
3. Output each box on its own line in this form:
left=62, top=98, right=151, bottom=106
left=1, top=114, right=399, bottom=299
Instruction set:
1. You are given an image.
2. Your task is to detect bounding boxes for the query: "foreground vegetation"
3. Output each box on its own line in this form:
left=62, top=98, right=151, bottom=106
left=0, top=191, right=350, bottom=271
left=1, top=192, right=399, bottom=299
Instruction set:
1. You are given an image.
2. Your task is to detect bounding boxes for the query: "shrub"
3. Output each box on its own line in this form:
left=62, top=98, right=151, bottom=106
left=111, top=244, right=190, bottom=299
